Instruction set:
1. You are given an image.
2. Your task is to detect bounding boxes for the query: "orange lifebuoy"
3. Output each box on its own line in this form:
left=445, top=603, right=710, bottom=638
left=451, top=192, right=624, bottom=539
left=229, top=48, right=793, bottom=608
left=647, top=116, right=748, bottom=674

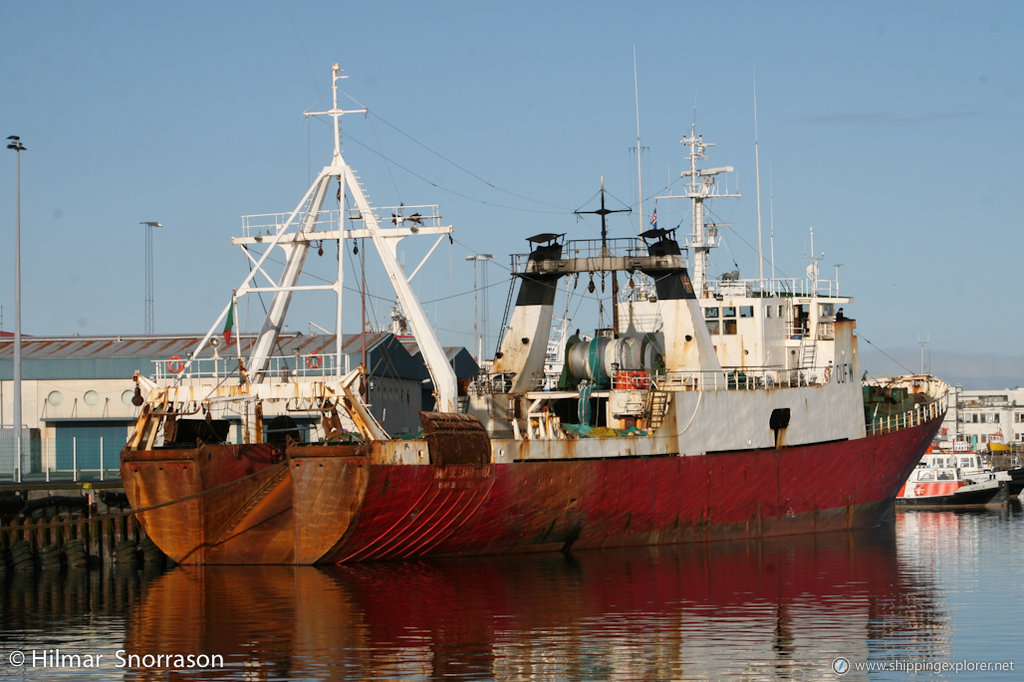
left=167, top=356, right=185, bottom=374
left=305, top=353, right=322, bottom=369
left=824, top=366, right=832, bottom=382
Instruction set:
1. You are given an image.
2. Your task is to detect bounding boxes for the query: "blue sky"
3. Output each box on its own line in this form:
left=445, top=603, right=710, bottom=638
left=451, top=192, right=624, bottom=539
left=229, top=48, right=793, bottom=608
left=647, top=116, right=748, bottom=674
left=2, top=1, right=1022, bottom=387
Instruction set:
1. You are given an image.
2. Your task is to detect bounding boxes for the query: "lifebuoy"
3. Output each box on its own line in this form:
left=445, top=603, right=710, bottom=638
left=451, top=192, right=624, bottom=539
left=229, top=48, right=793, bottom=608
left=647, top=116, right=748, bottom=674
left=167, top=356, right=185, bottom=374
left=824, top=366, right=832, bottom=382
left=305, top=353, right=322, bottom=370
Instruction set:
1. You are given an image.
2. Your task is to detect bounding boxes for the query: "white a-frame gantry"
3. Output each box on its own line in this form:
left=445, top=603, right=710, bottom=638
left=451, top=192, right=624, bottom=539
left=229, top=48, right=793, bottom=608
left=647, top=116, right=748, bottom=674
left=181, top=64, right=458, bottom=413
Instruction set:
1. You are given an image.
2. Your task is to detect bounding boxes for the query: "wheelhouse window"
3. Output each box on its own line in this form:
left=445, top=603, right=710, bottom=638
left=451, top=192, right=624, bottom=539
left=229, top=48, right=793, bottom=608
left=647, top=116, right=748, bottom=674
left=706, top=320, right=720, bottom=334
left=722, top=306, right=736, bottom=318
left=739, top=306, right=754, bottom=318
left=705, top=307, right=720, bottom=318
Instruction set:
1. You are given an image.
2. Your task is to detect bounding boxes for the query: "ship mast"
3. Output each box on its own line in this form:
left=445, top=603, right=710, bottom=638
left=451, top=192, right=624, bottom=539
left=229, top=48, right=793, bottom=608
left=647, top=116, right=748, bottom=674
left=186, top=64, right=458, bottom=412
left=314, top=64, right=458, bottom=411
left=659, top=124, right=739, bottom=297
left=574, top=178, right=630, bottom=332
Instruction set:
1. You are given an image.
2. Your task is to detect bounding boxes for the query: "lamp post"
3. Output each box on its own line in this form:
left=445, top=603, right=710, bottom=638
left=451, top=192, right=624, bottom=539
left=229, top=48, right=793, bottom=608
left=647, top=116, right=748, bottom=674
left=7, top=136, right=25, bottom=481
left=465, top=254, right=494, bottom=362
left=140, top=221, right=162, bottom=334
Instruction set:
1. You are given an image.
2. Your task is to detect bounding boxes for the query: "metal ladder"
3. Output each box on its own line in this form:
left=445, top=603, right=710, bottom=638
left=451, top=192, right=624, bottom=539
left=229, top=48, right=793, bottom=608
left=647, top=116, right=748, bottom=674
left=800, top=340, right=817, bottom=370
left=645, top=391, right=670, bottom=431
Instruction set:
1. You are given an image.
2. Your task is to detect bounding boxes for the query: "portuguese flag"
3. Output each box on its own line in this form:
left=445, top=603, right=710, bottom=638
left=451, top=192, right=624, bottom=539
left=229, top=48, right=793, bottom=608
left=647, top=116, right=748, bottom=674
left=223, top=299, right=234, bottom=346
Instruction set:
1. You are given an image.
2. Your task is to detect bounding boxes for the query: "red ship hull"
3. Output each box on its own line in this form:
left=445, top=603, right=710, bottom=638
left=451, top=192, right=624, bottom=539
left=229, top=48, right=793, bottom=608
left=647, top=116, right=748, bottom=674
left=121, top=414, right=941, bottom=565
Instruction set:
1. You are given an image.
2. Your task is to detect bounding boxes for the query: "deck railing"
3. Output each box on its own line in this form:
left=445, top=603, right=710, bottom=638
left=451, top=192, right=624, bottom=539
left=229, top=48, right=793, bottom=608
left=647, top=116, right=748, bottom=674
left=153, top=352, right=342, bottom=382
left=865, top=397, right=945, bottom=436
left=469, top=365, right=833, bottom=395
left=653, top=367, right=828, bottom=391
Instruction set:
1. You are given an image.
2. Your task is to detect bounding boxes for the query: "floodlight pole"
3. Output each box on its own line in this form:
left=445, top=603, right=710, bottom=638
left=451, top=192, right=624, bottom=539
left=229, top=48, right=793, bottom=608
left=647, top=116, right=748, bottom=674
left=465, top=254, right=493, bottom=362
left=7, top=136, right=25, bottom=481
left=140, top=221, right=162, bottom=334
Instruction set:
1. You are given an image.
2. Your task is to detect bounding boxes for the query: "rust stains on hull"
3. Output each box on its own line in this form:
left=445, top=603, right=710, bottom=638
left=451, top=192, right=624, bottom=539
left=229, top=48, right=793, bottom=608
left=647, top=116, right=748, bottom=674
left=121, top=414, right=942, bottom=565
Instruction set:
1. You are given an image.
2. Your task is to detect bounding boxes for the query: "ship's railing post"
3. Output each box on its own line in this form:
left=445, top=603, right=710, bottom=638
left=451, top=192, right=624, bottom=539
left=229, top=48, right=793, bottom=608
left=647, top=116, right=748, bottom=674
left=72, top=437, right=78, bottom=482
left=99, top=437, right=105, bottom=482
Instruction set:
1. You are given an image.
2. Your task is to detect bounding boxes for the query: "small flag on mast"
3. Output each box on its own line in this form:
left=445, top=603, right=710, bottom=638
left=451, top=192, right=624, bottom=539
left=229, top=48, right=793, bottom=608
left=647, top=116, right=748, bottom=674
left=650, top=207, right=658, bottom=229
left=223, top=298, right=235, bottom=346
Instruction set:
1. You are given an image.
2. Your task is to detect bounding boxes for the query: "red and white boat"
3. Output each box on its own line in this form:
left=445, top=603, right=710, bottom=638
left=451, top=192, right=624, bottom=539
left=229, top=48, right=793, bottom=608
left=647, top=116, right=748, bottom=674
left=897, top=444, right=1009, bottom=507
left=120, top=66, right=947, bottom=564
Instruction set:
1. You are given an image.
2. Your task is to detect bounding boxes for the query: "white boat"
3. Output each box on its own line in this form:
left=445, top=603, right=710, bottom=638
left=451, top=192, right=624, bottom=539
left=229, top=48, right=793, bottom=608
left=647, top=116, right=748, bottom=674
left=897, top=446, right=1009, bottom=507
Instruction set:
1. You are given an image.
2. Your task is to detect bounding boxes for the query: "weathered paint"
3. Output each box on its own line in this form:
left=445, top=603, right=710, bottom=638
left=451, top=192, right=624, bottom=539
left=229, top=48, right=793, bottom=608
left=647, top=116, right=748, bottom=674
left=122, top=413, right=941, bottom=564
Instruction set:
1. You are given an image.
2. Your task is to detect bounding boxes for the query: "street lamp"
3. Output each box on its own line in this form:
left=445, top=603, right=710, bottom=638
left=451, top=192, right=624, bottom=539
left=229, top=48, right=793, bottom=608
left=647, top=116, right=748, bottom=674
left=6, top=136, right=25, bottom=481
left=140, top=221, right=162, bottom=334
left=465, top=254, right=494, bottom=362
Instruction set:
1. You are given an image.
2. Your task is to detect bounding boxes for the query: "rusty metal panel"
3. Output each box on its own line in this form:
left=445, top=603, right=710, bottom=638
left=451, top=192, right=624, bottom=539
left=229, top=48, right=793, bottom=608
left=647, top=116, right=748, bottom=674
left=420, top=411, right=491, bottom=467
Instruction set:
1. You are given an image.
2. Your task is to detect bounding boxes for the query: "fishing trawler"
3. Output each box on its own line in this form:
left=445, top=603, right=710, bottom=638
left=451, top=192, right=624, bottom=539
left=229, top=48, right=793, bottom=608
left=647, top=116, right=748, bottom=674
left=120, top=65, right=947, bottom=564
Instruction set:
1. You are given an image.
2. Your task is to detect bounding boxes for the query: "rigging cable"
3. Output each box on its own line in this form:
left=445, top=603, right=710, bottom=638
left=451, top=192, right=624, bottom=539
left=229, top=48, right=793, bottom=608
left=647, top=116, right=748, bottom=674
left=856, top=332, right=918, bottom=376
left=306, top=114, right=570, bottom=215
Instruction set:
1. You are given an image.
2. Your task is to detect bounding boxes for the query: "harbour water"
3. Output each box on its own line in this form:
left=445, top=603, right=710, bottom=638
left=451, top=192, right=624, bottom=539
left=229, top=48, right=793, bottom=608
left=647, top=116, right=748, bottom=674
left=2, top=507, right=1022, bottom=680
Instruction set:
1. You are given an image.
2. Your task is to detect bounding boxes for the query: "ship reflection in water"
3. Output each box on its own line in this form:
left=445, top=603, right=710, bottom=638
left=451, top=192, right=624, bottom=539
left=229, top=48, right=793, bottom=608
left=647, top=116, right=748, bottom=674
left=111, top=526, right=946, bottom=680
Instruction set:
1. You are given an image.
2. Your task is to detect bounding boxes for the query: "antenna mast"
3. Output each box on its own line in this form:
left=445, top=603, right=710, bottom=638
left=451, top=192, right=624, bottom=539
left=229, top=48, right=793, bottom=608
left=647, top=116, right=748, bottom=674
left=574, top=178, right=631, bottom=332
left=805, top=226, right=822, bottom=296
left=658, top=124, right=739, bottom=297
left=753, top=73, right=764, bottom=284
left=769, top=166, right=776, bottom=295
left=632, top=47, right=647, bottom=234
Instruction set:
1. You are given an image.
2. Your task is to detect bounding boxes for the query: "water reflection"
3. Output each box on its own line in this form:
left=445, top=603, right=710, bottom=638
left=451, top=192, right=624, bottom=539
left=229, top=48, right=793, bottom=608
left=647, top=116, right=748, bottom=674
left=115, top=527, right=944, bottom=680
left=895, top=504, right=1024, bottom=662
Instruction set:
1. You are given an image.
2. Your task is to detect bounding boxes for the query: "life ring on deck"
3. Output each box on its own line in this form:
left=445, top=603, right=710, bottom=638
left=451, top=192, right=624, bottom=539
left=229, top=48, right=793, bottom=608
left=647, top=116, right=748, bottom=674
left=167, top=356, right=185, bottom=374
left=305, top=353, right=322, bottom=370
left=824, top=366, right=832, bottom=382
